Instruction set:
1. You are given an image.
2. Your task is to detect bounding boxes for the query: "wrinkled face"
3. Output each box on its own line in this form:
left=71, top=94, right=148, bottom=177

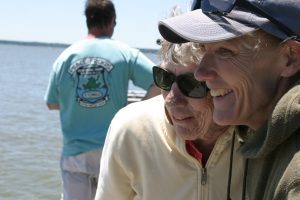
left=162, top=62, right=226, bottom=141
left=195, top=34, right=285, bottom=129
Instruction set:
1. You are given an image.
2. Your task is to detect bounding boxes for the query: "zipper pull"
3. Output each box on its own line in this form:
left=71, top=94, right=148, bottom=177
left=201, top=168, right=207, bottom=185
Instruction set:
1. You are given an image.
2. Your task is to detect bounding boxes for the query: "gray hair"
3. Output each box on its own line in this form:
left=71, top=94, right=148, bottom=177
left=236, top=30, right=283, bottom=56
left=158, top=40, right=203, bottom=66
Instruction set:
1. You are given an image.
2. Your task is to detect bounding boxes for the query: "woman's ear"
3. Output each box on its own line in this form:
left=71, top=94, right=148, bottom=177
left=281, top=40, right=300, bottom=77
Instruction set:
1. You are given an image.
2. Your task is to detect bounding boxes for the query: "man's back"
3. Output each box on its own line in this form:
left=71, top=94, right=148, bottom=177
left=45, top=37, right=155, bottom=156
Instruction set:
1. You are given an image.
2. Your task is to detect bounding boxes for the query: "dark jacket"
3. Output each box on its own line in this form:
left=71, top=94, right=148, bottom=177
left=237, top=79, right=300, bottom=200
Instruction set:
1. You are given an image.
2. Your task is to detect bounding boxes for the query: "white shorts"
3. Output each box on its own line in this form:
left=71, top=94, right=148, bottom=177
left=60, top=148, right=102, bottom=200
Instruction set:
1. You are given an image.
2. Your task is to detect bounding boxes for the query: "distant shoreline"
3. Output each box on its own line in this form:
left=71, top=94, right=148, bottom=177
left=0, top=39, right=70, bottom=48
left=0, top=39, right=159, bottom=53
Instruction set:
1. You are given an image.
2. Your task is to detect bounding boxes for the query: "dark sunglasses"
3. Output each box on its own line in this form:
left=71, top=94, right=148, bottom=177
left=191, top=0, right=297, bottom=40
left=152, top=66, right=208, bottom=98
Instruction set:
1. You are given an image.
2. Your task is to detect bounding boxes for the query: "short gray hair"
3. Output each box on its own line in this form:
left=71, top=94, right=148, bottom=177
left=158, top=40, right=203, bottom=66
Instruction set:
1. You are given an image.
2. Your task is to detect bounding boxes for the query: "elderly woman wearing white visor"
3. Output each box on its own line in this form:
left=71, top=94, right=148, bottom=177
left=159, top=0, right=300, bottom=200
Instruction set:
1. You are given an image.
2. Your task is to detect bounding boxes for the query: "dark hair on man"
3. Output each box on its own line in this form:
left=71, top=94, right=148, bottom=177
left=85, top=0, right=116, bottom=30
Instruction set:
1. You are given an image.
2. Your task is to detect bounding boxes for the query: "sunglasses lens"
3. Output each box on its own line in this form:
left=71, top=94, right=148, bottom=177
left=153, top=67, right=173, bottom=91
left=200, top=0, right=235, bottom=13
left=177, top=74, right=207, bottom=98
left=191, top=0, right=201, bottom=10
left=210, top=0, right=236, bottom=12
left=153, top=66, right=207, bottom=98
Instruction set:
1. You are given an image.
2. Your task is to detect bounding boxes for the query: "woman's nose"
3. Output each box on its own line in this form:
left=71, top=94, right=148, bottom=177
left=165, top=83, right=186, bottom=104
left=194, top=54, right=217, bottom=82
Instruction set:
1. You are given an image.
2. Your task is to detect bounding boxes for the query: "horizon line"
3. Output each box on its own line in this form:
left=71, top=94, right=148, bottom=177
left=0, top=39, right=159, bottom=51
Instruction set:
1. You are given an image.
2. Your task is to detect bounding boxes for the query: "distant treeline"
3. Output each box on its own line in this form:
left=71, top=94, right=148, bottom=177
left=0, top=40, right=158, bottom=54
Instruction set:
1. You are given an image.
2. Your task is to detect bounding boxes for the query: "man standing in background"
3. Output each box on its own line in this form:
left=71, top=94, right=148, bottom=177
left=44, top=0, right=159, bottom=199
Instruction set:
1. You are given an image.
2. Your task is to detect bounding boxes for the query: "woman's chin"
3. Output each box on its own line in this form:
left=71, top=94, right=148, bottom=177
left=213, top=110, right=233, bottom=126
left=175, top=126, right=201, bottom=141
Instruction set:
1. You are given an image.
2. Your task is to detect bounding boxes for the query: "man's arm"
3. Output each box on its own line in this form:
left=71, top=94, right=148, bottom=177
left=47, top=103, right=60, bottom=110
left=142, top=83, right=161, bottom=100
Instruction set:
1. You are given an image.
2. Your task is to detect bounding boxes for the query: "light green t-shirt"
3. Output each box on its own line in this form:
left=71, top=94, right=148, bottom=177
left=44, top=37, right=155, bottom=156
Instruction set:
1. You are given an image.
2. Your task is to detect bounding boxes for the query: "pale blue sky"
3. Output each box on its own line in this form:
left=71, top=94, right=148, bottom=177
left=0, top=0, right=191, bottom=49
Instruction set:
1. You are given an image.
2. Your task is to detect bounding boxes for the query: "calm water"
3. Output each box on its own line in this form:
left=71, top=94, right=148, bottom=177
left=0, top=42, right=158, bottom=200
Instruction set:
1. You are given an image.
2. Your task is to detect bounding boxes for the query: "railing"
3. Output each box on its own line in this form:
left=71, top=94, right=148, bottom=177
left=127, top=90, right=146, bottom=104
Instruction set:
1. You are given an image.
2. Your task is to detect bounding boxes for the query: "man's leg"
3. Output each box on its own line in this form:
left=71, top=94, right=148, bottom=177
left=61, top=170, right=94, bottom=200
left=60, top=149, right=102, bottom=200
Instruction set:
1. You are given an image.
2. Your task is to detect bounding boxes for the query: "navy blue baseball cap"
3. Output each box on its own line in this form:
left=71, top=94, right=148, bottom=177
left=159, top=0, right=300, bottom=43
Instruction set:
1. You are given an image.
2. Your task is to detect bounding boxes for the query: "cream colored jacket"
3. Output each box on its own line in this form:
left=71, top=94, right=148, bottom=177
left=95, top=96, right=245, bottom=200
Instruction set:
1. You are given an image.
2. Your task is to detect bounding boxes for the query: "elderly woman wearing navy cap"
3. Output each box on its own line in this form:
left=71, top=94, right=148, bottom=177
left=159, top=0, right=300, bottom=199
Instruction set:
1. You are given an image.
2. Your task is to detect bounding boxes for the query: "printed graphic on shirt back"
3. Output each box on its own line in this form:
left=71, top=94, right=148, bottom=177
left=68, top=57, right=113, bottom=108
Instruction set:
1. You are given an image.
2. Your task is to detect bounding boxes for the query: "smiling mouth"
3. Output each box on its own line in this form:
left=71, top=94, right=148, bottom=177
left=210, top=89, right=232, bottom=97
left=173, top=116, right=193, bottom=121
